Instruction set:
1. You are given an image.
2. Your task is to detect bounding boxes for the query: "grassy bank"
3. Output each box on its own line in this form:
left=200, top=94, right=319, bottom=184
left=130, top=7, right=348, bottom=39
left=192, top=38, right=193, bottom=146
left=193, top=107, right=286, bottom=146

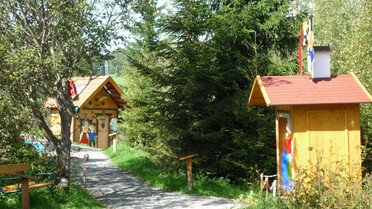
left=104, top=143, right=372, bottom=208
left=0, top=184, right=104, bottom=209
left=104, top=143, right=253, bottom=198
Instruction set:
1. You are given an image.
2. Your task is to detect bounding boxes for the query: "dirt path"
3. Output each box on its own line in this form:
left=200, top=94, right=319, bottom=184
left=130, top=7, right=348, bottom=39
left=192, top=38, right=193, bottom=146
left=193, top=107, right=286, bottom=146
left=71, top=145, right=237, bottom=209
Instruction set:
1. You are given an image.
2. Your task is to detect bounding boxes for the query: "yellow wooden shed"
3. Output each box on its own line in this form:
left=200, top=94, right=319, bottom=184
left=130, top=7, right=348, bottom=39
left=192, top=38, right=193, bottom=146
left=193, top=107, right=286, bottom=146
left=248, top=73, right=372, bottom=189
left=44, top=76, right=128, bottom=149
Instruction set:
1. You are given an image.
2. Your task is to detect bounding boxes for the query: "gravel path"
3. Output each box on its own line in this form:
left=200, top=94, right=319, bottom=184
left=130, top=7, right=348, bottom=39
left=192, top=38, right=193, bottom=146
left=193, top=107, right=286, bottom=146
left=71, top=145, right=237, bottom=209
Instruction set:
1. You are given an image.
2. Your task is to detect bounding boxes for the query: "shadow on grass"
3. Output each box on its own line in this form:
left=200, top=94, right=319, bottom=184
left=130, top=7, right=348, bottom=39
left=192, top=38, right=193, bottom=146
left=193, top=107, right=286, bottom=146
left=0, top=184, right=104, bottom=209
left=105, top=144, right=253, bottom=198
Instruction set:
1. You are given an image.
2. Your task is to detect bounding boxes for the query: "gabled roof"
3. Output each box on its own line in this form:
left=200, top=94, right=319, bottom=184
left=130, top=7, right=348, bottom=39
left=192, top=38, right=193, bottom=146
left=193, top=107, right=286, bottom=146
left=43, top=76, right=128, bottom=109
left=248, top=73, right=372, bottom=106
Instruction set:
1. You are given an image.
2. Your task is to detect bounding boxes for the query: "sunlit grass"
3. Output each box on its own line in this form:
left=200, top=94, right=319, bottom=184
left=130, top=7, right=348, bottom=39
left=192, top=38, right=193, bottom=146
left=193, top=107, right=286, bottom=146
left=0, top=184, right=104, bottom=209
left=110, top=74, right=126, bottom=87
left=104, top=143, right=252, bottom=198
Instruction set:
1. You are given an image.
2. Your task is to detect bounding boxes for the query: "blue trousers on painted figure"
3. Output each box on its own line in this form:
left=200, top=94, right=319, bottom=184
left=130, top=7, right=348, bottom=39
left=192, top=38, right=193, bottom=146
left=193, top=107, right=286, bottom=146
left=281, top=150, right=293, bottom=191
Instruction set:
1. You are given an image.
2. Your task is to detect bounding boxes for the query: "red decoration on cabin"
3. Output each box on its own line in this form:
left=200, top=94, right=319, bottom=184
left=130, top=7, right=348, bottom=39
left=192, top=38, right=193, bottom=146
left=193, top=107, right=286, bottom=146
left=68, top=81, right=77, bottom=96
left=285, top=134, right=291, bottom=154
left=298, top=28, right=304, bottom=75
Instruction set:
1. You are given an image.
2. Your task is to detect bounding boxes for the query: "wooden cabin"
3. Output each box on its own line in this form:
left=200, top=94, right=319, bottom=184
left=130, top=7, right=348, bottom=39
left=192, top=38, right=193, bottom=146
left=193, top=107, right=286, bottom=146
left=44, top=76, right=128, bottom=149
left=248, top=73, right=372, bottom=188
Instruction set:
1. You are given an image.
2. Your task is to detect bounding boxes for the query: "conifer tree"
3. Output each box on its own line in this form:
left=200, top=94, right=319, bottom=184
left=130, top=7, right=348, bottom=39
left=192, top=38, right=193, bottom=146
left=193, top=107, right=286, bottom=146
left=120, top=0, right=302, bottom=181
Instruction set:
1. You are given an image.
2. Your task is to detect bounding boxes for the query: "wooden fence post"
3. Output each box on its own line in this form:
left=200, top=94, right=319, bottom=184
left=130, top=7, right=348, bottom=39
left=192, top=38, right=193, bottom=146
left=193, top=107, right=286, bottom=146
left=84, top=154, right=89, bottom=190
left=21, top=177, right=29, bottom=209
left=179, top=154, right=198, bottom=193
left=109, top=133, right=117, bottom=151
left=113, top=139, right=117, bottom=153
left=265, top=177, right=269, bottom=200
left=260, top=173, right=264, bottom=198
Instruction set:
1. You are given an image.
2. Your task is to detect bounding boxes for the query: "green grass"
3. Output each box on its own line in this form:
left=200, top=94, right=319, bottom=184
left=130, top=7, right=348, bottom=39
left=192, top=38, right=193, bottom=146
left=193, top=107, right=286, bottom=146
left=0, top=184, right=104, bottom=209
left=72, top=142, right=104, bottom=150
left=110, top=74, right=126, bottom=87
left=104, top=143, right=253, bottom=198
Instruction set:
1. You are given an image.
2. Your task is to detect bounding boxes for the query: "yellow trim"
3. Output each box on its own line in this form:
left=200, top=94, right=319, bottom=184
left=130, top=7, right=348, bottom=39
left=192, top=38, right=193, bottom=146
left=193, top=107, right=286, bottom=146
left=275, top=111, right=280, bottom=184
left=79, top=76, right=109, bottom=108
left=108, top=76, right=125, bottom=96
left=351, top=72, right=372, bottom=102
left=79, top=76, right=126, bottom=109
left=248, top=75, right=272, bottom=106
left=248, top=78, right=258, bottom=105
left=256, top=76, right=271, bottom=107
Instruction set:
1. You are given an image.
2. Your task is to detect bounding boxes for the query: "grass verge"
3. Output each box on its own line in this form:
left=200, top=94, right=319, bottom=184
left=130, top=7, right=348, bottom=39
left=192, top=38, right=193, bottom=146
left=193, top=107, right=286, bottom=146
left=72, top=142, right=104, bottom=150
left=104, top=143, right=253, bottom=198
left=0, top=184, right=104, bottom=209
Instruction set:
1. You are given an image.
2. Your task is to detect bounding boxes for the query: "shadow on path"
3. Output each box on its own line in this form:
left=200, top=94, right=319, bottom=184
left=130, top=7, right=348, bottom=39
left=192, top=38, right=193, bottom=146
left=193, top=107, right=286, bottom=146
left=71, top=145, right=236, bottom=209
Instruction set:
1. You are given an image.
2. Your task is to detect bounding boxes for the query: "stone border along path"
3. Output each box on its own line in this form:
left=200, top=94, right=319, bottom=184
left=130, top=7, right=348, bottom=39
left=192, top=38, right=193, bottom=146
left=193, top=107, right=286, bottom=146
left=71, top=145, right=238, bottom=209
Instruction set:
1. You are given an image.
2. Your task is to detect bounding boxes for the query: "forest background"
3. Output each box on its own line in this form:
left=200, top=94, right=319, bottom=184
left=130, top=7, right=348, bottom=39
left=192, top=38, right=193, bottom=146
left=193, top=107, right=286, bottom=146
left=112, top=0, right=372, bottom=183
left=0, top=0, right=371, bottom=185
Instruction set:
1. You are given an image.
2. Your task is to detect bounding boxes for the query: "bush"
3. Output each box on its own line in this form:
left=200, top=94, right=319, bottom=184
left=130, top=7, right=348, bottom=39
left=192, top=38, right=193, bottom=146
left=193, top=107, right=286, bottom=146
left=279, top=165, right=372, bottom=208
left=0, top=136, right=56, bottom=174
left=235, top=170, right=371, bottom=208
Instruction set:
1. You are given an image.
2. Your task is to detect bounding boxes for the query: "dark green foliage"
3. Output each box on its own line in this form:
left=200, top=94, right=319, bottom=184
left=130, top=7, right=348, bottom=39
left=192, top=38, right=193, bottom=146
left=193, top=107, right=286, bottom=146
left=361, top=103, right=372, bottom=173
left=0, top=136, right=56, bottom=175
left=119, top=0, right=302, bottom=183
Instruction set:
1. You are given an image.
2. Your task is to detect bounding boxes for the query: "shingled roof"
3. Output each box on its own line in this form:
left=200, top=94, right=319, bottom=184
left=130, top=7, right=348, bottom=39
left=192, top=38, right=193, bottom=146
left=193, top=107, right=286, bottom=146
left=248, top=73, right=372, bottom=106
left=43, top=76, right=128, bottom=109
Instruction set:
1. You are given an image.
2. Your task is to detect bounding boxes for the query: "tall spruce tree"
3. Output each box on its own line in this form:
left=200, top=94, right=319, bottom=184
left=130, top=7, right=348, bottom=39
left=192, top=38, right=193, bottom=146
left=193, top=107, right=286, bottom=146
left=120, top=0, right=302, bottom=181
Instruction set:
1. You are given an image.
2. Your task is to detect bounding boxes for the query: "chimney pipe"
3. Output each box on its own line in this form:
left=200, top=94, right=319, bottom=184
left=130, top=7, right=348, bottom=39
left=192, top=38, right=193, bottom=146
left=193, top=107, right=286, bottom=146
left=312, top=46, right=335, bottom=79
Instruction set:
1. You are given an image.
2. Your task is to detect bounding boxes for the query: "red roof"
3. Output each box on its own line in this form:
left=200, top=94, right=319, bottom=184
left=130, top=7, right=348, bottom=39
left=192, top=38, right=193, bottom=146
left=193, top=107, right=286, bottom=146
left=248, top=74, right=372, bottom=106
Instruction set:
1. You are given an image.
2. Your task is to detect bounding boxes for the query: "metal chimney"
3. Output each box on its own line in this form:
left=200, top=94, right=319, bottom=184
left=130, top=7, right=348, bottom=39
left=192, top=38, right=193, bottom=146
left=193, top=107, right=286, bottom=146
left=312, top=46, right=335, bottom=78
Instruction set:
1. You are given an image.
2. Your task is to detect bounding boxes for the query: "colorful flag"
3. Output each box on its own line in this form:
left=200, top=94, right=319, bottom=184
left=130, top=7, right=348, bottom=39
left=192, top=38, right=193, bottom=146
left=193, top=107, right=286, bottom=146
left=302, top=22, right=308, bottom=46
left=298, top=22, right=308, bottom=76
left=307, top=15, right=314, bottom=76
left=298, top=28, right=304, bottom=75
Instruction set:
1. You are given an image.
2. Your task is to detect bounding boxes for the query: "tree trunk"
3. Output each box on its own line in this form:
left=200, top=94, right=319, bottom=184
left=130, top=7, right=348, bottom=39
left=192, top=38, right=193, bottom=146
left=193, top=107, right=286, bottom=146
left=55, top=80, right=73, bottom=188
left=57, top=103, right=72, bottom=188
left=55, top=139, right=71, bottom=188
left=38, top=79, right=73, bottom=188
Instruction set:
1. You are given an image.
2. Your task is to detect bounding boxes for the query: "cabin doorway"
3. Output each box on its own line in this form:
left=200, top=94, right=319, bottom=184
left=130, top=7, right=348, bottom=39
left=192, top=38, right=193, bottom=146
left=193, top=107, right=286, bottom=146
left=277, top=112, right=292, bottom=190
left=97, top=115, right=110, bottom=149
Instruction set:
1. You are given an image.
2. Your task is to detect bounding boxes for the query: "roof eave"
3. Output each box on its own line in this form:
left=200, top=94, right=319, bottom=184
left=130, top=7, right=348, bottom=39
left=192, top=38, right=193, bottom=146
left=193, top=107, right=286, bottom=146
left=79, top=76, right=127, bottom=109
left=272, top=101, right=370, bottom=106
left=248, top=75, right=271, bottom=107
left=351, top=72, right=372, bottom=102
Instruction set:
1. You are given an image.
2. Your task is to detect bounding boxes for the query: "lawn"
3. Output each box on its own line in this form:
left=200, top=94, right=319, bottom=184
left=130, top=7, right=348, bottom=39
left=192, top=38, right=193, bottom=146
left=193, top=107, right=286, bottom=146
left=110, top=74, right=126, bottom=87
left=104, top=143, right=254, bottom=198
left=0, top=184, right=104, bottom=209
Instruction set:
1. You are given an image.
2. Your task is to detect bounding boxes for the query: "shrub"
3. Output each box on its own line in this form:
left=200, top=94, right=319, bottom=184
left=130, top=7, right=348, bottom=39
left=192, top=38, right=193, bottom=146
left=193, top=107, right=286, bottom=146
left=279, top=164, right=372, bottom=208
left=0, top=136, right=56, bottom=175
